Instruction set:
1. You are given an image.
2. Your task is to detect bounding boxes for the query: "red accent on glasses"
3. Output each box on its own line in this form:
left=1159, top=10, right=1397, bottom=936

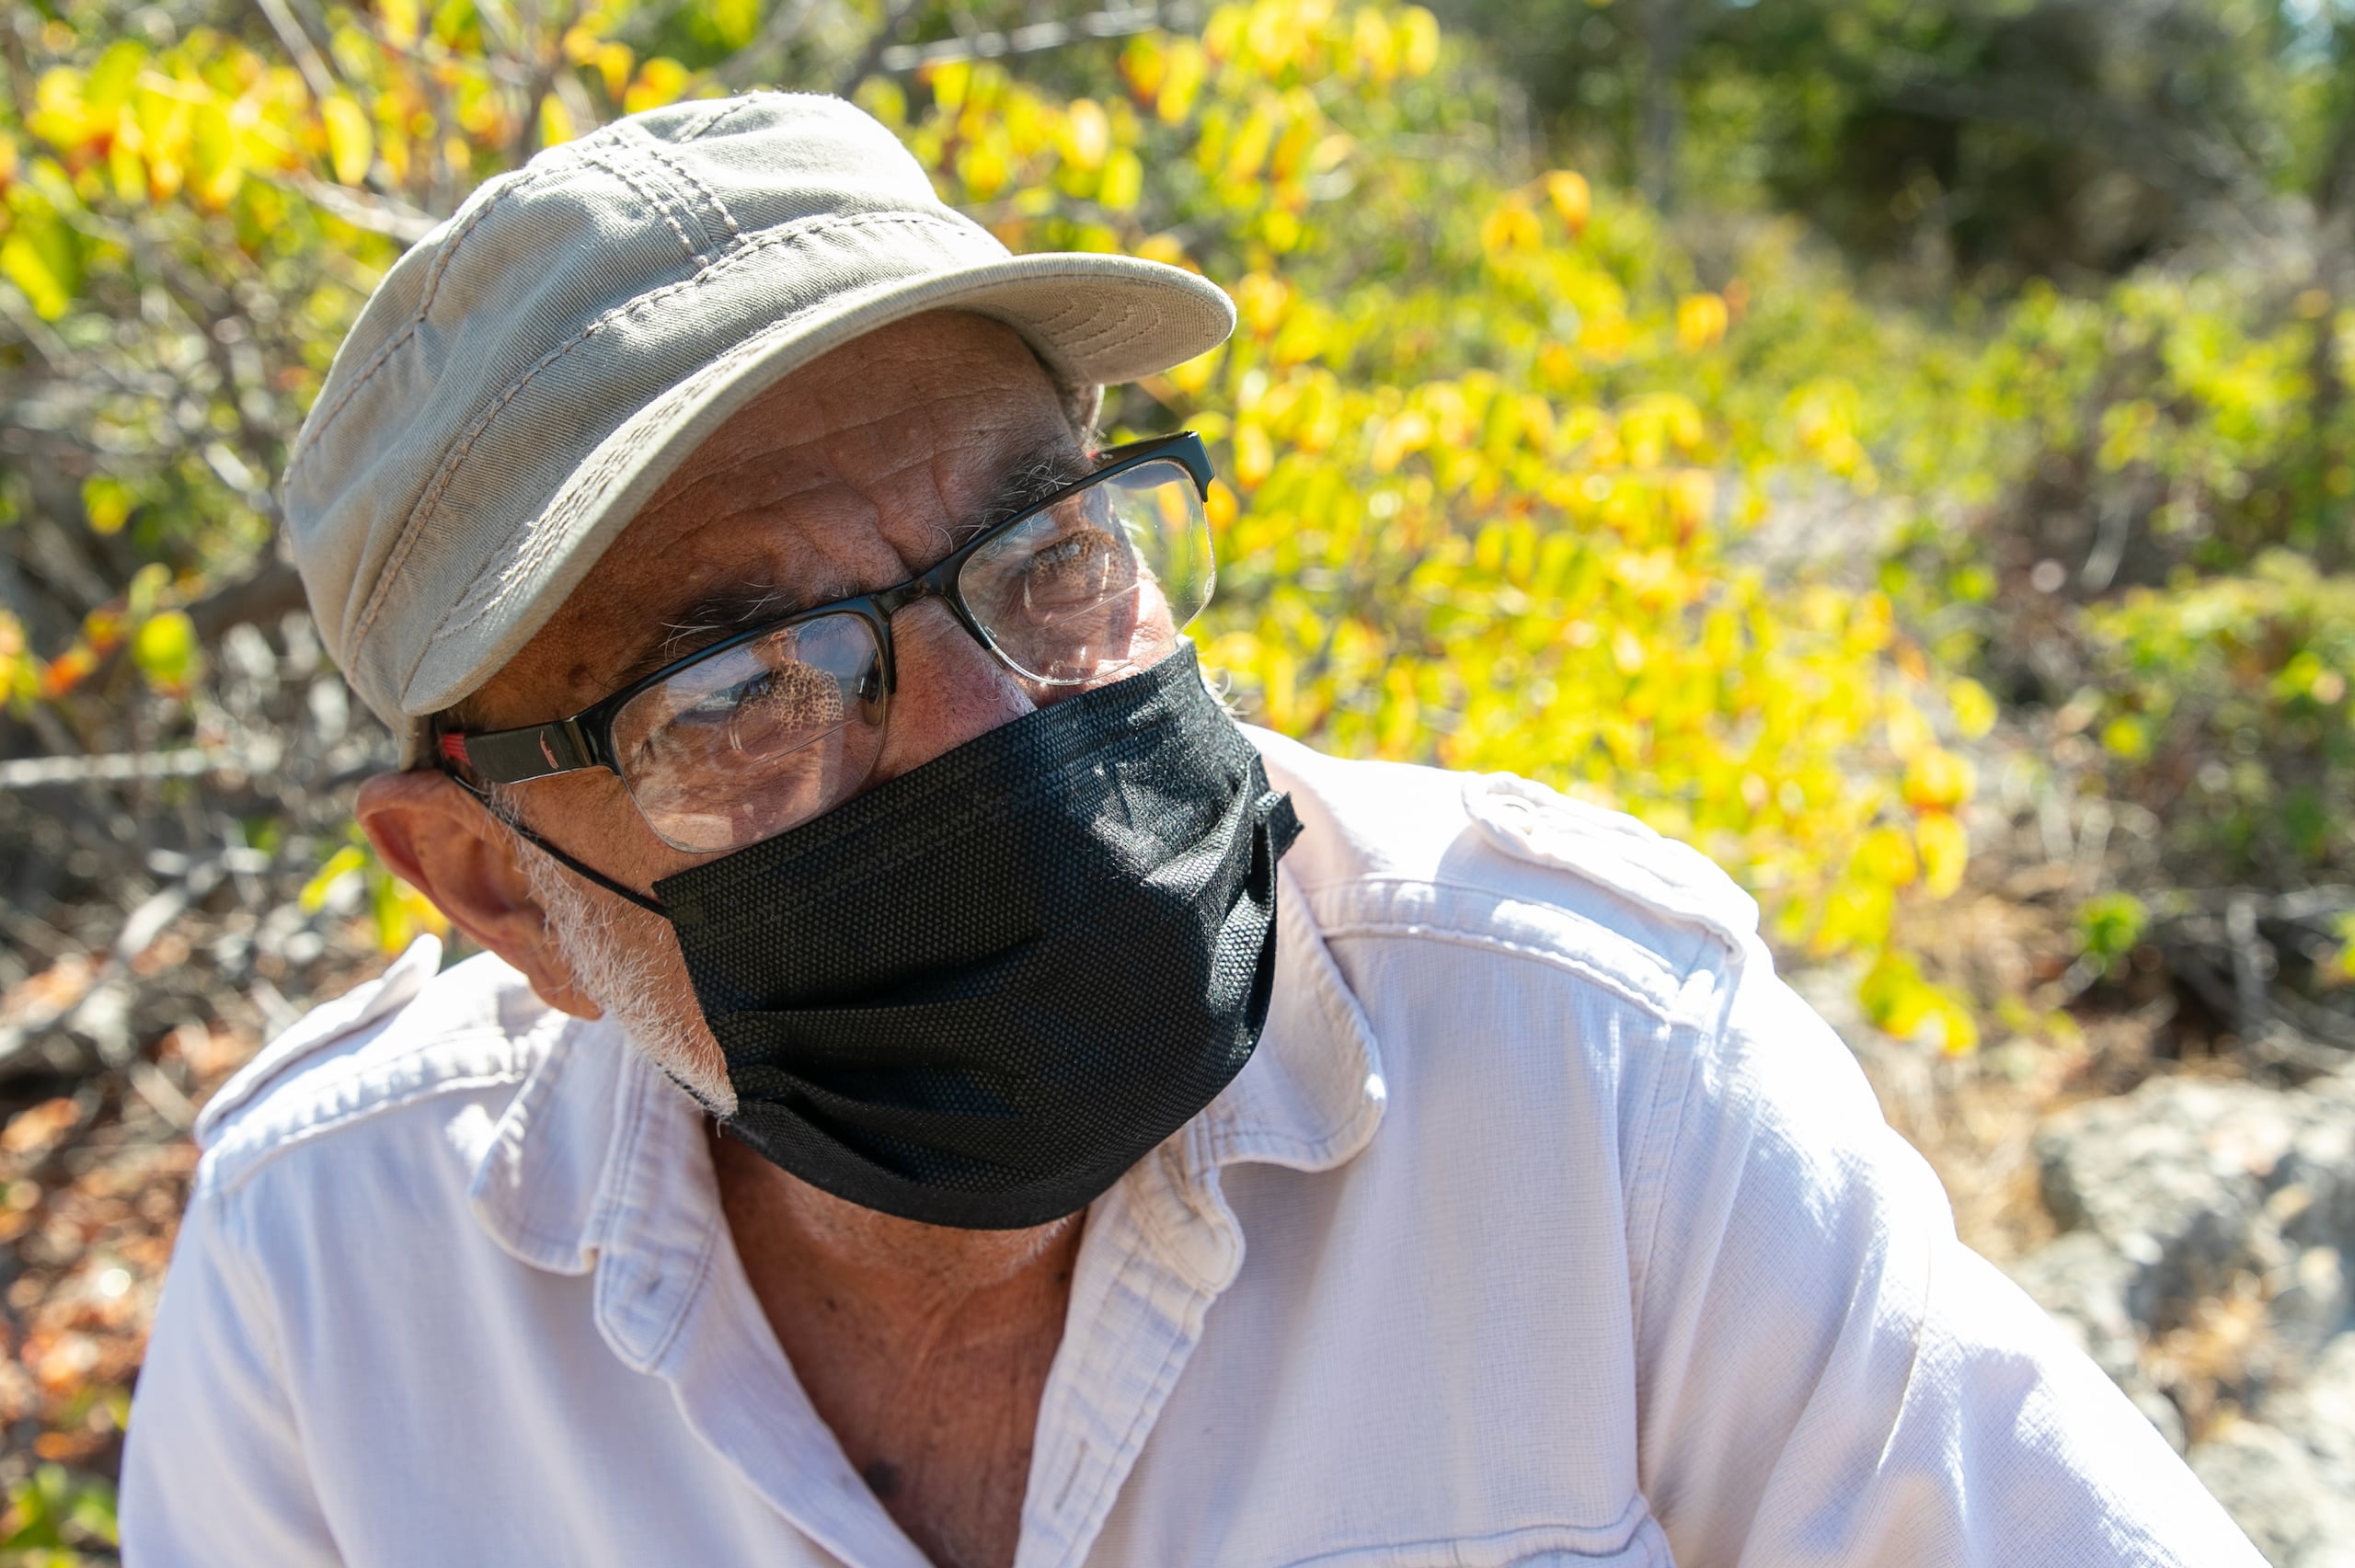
left=438, top=733, right=471, bottom=768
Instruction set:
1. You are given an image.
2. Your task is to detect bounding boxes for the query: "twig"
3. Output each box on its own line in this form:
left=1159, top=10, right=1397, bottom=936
left=874, top=5, right=1163, bottom=73
left=128, top=1059, right=196, bottom=1130
left=252, top=0, right=340, bottom=105
left=2224, top=893, right=2269, bottom=1040
left=285, top=174, right=446, bottom=244
left=0, top=747, right=276, bottom=790
left=835, top=0, right=924, bottom=93
left=714, top=0, right=822, bottom=87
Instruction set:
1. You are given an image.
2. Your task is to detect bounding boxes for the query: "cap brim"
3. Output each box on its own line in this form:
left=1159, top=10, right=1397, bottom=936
left=394, top=252, right=1234, bottom=761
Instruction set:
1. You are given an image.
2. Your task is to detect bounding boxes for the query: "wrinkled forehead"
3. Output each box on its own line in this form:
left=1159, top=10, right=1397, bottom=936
left=456, top=311, right=1084, bottom=728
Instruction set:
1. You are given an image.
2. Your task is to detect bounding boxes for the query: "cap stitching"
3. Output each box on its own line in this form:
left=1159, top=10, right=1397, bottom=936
left=284, top=117, right=647, bottom=485
left=473, top=283, right=896, bottom=612
left=284, top=167, right=554, bottom=485
left=1061, top=298, right=1157, bottom=357
left=618, top=122, right=743, bottom=240
left=347, top=210, right=973, bottom=660
left=576, top=143, right=707, bottom=265
left=677, top=94, right=773, bottom=143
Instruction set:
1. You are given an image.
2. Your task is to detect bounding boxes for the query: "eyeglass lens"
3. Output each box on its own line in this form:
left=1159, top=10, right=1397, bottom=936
left=608, top=457, right=1213, bottom=853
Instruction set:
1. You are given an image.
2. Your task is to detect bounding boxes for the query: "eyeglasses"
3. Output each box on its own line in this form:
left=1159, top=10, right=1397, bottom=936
left=433, top=432, right=1217, bottom=854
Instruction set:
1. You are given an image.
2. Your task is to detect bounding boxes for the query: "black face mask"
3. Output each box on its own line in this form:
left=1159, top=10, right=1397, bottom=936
left=542, top=647, right=1300, bottom=1230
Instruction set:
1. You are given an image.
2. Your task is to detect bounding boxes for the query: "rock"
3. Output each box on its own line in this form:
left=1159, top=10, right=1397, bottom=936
left=2188, top=1419, right=2355, bottom=1568
left=2265, top=1333, right=2355, bottom=1494
left=2036, top=1071, right=2355, bottom=1350
left=2038, top=1079, right=2292, bottom=1316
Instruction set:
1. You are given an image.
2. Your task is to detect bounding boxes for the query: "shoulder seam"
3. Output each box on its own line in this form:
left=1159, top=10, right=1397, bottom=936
left=201, top=1048, right=530, bottom=1201
left=1315, top=909, right=1729, bottom=1029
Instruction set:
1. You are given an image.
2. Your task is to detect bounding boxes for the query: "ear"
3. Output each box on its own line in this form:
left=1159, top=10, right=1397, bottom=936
left=353, top=771, right=604, bottom=1021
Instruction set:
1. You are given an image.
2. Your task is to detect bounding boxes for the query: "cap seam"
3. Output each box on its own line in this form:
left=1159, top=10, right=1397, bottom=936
left=284, top=165, right=557, bottom=486
left=618, top=121, right=744, bottom=242
left=676, top=92, right=779, bottom=143
left=414, top=273, right=918, bottom=675
left=346, top=209, right=980, bottom=663
left=456, top=256, right=1161, bottom=640
left=287, top=117, right=647, bottom=484
left=575, top=143, right=710, bottom=266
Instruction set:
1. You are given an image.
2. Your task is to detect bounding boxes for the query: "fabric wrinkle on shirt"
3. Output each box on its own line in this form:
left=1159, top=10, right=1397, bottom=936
left=120, top=730, right=2266, bottom=1568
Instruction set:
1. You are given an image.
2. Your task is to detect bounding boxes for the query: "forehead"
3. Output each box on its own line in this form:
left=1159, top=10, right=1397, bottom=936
left=471, top=312, right=1076, bottom=724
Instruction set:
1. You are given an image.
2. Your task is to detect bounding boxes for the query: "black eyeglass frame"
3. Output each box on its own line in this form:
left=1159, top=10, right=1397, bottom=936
left=431, top=430, right=1216, bottom=792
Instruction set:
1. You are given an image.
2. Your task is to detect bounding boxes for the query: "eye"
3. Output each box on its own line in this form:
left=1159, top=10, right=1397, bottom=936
left=1018, top=525, right=1126, bottom=606
left=638, top=662, right=849, bottom=765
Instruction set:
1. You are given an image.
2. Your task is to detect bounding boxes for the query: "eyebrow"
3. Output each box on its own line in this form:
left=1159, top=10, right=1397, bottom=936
left=601, top=435, right=1093, bottom=694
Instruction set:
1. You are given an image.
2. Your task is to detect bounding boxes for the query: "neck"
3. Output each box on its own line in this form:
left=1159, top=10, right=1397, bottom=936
left=708, top=1121, right=1083, bottom=1333
left=708, top=1121, right=1085, bottom=1568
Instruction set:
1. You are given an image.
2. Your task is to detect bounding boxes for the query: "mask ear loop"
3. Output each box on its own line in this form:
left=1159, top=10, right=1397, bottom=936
left=495, top=812, right=671, bottom=917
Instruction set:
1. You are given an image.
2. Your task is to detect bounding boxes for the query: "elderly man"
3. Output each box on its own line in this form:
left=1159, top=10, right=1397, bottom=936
left=121, top=94, right=2257, bottom=1568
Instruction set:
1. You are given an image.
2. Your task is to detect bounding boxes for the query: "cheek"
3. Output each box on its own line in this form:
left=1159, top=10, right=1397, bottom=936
left=521, top=768, right=712, bottom=890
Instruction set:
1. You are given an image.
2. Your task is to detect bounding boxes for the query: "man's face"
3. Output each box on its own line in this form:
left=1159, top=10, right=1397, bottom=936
left=389, top=310, right=1154, bottom=1101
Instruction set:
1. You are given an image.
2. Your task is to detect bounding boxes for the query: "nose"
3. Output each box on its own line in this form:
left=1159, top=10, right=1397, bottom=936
left=867, top=597, right=1036, bottom=786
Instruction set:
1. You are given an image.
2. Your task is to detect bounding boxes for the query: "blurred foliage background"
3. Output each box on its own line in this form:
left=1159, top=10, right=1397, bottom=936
left=6, top=0, right=2355, bottom=1556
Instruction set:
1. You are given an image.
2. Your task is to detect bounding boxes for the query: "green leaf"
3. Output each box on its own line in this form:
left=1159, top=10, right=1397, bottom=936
left=131, top=610, right=200, bottom=692
left=85, top=39, right=146, bottom=118
left=0, top=214, right=76, bottom=320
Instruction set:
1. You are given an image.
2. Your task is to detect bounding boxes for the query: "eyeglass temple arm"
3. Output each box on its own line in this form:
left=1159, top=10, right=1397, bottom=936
left=1095, top=432, right=1213, bottom=489
left=436, top=717, right=596, bottom=784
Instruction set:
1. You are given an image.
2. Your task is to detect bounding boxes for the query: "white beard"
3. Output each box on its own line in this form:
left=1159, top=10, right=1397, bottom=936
left=494, top=808, right=739, bottom=1116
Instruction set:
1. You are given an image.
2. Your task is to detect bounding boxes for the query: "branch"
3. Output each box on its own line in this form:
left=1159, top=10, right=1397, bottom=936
left=251, top=0, right=340, bottom=105
left=0, top=746, right=279, bottom=790
left=834, top=0, right=925, bottom=95
left=186, top=559, right=311, bottom=643
left=286, top=174, right=446, bottom=244
left=870, top=5, right=1164, bottom=74
left=714, top=0, right=823, bottom=88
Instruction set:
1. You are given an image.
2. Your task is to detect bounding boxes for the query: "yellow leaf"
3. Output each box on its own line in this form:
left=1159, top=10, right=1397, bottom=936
left=1543, top=170, right=1590, bottom=235
left=1060, top=98, right=1109, bottom=171
left=1395, top=6, right=1441, bottom=76
left=322, top=93, right=373, bottom=185
left=1916, top=811, right=1968, bottom=899
left=1947, top=677, right=1997, bottom=739
left=1098, top=146, right=1143, bottom=212
left=1234, top=422, right=1274, bottom=487
left=1901, top=747, right=1973, bottom=810
left=301, top=845, right=368, bottom=913
left=85, top=40, right=146, bottom=119
left=595, top=42, right=637, bottom=103
left=1855, top=824, right=1919, bottom=888
left=81, top=476, right=132, bottom=535
left=131, top=611, right=200, bottom=693
left=1480, top=201, right=1541, bottom=260
left=624, top=58, right=691, bottom=117
left=1676, top=292, right=1729, bottom=352
left=1612, top=624, right=1647, bottom=674
left=381, top=0, right=420, bottom=48
left=538, top=92, right=576, bottom=148
left=0, top=225, right=74, bottom=321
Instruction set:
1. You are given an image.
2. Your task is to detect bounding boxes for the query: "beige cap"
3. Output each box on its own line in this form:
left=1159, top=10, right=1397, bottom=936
left=281, top=91, right=1235, bottom=764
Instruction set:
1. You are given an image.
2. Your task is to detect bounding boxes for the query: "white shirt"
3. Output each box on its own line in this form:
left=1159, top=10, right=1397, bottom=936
left=122, top=732, right=2260, bottom=1567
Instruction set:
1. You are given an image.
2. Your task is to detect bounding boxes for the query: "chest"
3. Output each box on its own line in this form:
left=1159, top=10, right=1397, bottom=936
left=771, top=1308, right=1066, bottom=1568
